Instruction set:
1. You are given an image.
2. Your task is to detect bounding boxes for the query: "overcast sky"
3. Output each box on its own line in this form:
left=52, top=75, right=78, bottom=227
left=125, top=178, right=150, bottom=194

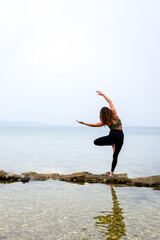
left=0, top=0, right=160, bottom=127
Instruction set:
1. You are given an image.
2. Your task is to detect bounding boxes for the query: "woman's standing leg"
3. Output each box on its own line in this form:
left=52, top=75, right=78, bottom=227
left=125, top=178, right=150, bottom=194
left=111, top=132, right=124, bottom=174
left=111, top=142, right=123, bottom=172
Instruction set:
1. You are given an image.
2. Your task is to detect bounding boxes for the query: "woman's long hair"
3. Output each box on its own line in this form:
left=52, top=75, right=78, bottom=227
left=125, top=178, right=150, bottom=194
left=100, top=107, right=113, bottom=126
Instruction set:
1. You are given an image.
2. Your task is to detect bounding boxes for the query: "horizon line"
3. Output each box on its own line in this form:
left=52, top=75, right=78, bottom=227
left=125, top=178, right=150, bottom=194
left=0, top=119, right=159, bottom=128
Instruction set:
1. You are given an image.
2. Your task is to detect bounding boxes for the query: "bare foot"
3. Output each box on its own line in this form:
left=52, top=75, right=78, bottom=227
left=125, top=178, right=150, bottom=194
left=111, top=143, right=115, bottom=153
left=109, top=171, right=113, bottom=177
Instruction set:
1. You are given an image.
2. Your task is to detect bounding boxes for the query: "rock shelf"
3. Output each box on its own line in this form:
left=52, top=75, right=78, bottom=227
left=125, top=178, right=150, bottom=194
left=0, top=170, right=160, bottom=189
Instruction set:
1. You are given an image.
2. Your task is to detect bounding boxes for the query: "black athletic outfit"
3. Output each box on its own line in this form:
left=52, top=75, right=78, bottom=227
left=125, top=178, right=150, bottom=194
left=94, top=119, right=124, bottom=172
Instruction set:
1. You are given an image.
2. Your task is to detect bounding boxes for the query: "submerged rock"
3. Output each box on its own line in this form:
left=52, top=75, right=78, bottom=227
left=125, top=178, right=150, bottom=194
left=0, top=169, right=160, bottom=190
left=21, top=172, right=60, bottom=181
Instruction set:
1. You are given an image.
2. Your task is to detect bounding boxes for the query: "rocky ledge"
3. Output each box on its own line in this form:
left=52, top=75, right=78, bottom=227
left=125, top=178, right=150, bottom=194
left=0, top=170, right=160, bottom=190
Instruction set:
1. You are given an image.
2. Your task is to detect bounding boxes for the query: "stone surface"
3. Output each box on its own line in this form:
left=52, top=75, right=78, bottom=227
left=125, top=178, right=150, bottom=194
left=131, top=175, right=160, bottom=187
left=21, top=172, right=60, bottom=181
left=0, top=169, right=160, bottom=190
left=0, top=170, right=21, bottom=182
left=59, top=172, right=132, bottom=185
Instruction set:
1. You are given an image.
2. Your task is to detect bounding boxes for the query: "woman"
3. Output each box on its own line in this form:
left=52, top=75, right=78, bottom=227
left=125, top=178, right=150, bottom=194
left=76, top=90, right=124, bottom=177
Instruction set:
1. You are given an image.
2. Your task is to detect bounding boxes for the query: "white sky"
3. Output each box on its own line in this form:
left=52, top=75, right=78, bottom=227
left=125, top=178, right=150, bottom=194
left=0, top=0, right=160, bottom=126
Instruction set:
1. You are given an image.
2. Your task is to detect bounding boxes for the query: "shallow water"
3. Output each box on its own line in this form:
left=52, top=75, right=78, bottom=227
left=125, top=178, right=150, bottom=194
left=0, top=180, right=160, bottom=240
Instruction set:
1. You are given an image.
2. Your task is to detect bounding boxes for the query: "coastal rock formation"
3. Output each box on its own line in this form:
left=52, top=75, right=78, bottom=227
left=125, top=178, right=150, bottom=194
left=59, top=172, right=132, bottom=185
left=0, top=170, right=160, bottom=190
left=132, top=175, right=160, bottom=188
left=21, top=172, right=60, bottom=182
left=0, top=170, right=21, bottom=182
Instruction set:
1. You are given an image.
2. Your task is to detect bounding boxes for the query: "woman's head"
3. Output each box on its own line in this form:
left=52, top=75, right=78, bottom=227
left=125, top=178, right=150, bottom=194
left=100, top=107, right=113, bottom=125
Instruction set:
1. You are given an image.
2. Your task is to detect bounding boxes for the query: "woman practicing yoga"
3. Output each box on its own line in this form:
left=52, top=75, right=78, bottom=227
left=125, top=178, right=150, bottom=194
left=76, top=90, right=124, bottom=177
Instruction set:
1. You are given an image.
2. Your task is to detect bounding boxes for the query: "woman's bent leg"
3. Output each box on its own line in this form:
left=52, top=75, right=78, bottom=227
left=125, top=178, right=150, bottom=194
left=94, top=135, right=113, bottom=146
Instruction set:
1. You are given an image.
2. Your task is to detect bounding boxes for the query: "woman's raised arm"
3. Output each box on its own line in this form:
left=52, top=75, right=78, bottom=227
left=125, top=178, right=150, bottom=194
left=96, top=90, right=116, bottom=114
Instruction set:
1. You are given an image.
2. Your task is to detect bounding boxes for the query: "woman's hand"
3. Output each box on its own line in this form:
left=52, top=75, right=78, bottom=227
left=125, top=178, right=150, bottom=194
left=96, top=90, right=104, bottom=96
left=76, top=120, right=84, bottom=124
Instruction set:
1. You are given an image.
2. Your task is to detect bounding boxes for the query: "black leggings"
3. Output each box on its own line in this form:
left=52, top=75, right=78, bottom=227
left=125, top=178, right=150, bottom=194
left=94, top=129, right=124, bottom=172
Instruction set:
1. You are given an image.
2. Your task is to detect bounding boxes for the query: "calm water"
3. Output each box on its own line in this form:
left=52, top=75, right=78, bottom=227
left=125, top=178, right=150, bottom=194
left=0, top=127, right=160, bottom=240
left=0, top=181, right=160, bottom=240
left=0, top=127, right=160, bottom=178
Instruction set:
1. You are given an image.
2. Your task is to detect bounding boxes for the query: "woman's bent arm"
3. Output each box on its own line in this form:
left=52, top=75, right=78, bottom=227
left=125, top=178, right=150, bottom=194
left=96, top=90, right=116, bottom=114
left=76, top=120, right=103, bottom=127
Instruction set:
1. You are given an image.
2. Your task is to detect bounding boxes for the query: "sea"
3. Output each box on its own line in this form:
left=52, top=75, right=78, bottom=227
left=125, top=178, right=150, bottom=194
left=0, top=126, right=160, bottom=178
left=0, top=126, right=160, bottom=240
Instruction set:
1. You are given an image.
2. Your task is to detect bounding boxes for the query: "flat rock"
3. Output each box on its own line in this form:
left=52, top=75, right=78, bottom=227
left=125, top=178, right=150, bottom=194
left=0, top=170, right=21, bottom=182
left=132, top=175, right=160, bottom=187
left=59, top=172, right=132, bottom=185
left=0, top=170, right=160, bottom=190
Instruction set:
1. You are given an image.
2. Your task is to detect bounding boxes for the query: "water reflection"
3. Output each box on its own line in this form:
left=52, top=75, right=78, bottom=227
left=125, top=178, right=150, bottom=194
left=94, top=185, right=126, bottom=239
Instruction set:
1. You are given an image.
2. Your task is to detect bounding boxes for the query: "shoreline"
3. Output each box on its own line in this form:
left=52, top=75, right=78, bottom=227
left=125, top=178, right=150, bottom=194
left=0, top=170, right=160, bottom=190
